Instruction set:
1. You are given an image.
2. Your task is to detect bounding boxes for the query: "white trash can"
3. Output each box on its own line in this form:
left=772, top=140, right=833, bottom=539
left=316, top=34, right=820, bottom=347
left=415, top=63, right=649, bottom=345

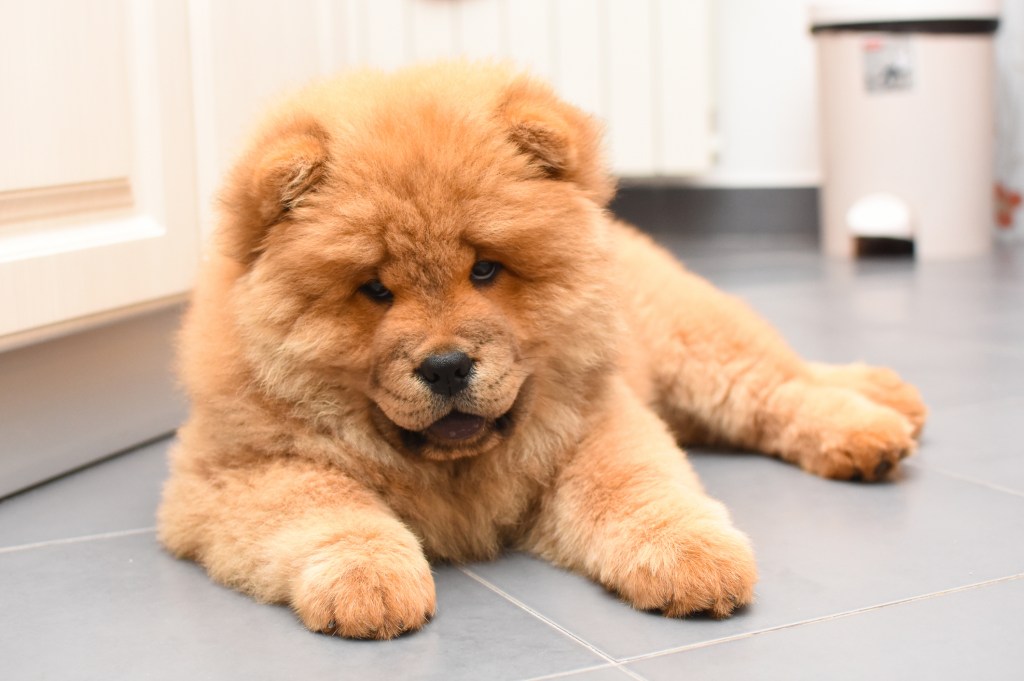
left=811, top=1, right=1001, bottom=259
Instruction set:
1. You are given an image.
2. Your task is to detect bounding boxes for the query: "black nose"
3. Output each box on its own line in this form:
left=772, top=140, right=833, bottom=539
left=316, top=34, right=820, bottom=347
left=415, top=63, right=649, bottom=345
left=417, top=351, right=474, bottom=396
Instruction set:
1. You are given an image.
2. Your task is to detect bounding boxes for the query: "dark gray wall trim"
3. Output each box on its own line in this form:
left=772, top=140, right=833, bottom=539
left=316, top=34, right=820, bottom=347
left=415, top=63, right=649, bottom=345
left=610, top=186, right=820, bottom=237
left=0, top=306, right=186, bottom=499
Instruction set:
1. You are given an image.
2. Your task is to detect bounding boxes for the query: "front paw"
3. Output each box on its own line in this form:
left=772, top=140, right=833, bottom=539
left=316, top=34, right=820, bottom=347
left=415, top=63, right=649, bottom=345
left=606, top=517, right=757, bottom=619
left=292, top=536, right=436, bottom=639
left=797, top=398, right=916, bottom=482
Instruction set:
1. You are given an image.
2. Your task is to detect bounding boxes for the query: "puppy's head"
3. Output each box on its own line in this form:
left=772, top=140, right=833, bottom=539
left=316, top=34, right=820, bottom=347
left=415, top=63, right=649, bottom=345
left=217, top=64, right=620, bottom=462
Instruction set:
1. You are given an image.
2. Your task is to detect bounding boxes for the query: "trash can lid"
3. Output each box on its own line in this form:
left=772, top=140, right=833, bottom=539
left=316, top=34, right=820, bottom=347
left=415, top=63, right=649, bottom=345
left=811, top=0, right=1000, bottom=33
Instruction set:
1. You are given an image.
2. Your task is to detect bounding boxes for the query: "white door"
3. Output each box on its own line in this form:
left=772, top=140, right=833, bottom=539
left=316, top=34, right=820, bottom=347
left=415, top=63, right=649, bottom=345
left=0, top=0, right=199, bottom=344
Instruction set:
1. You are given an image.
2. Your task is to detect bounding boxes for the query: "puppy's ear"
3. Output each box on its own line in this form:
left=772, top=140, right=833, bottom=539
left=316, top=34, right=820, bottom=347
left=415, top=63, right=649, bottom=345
left=218, top=115, right=330, bottom=264
left=499, top=78, right=615, bottom=206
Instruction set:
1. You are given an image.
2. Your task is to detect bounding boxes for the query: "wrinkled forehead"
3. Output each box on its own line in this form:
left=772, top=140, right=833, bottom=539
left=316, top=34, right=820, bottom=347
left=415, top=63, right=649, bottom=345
left=279, top=103, right=603, bottom=285
left=352, top=177, right=567, bottom=262
left=293, top=172, right=597, bottom=293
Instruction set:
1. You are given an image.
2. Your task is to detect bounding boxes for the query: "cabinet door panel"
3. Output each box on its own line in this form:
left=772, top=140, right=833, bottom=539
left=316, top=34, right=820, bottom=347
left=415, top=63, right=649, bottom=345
left=0, top=0, right=199, bottom=341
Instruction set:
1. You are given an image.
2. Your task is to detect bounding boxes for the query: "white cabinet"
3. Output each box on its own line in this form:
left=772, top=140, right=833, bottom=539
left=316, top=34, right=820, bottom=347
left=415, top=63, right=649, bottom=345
left=0, top=0, right=199, bottom=342
left=1, top=0, right=713, bottom=344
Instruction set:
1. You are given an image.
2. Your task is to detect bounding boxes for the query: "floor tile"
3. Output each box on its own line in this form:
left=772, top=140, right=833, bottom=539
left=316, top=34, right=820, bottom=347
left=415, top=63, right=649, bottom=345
left=0, top=533, right=603, bottom=681
left=910, top=398, right=1024, bottom=495
left=468, top=456, right=1024, bottom=660
left=628, top=576, right=1024, bottom=681
left=0, top=438, right=169, bottom=548
left=681, top=250, right=834, bottom=288
left=724, top=273, right=1024, bottom=355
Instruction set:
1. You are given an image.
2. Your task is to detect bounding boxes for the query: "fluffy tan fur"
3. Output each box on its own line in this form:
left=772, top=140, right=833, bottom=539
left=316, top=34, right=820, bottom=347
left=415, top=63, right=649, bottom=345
left=158, top=62, right=927, bottom=639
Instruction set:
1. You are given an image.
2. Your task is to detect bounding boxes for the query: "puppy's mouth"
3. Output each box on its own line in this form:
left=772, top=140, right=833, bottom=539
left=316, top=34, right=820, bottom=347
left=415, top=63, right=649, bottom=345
left=399, top=408, right=515, bottom=451
left=424, top=411, right=489, bottom=442
left=370, top=378, right=531, bottom=461
left=371, top=396, right=525, bottom=462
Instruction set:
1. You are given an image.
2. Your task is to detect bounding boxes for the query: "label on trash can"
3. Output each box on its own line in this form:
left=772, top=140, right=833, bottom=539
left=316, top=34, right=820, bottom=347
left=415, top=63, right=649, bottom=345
left=862, top=35, right=913, bottom=93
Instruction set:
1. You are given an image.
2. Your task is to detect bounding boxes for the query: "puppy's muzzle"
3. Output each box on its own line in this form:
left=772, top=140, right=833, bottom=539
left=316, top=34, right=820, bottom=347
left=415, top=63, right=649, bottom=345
left=416, top=351, right=474, bottom=397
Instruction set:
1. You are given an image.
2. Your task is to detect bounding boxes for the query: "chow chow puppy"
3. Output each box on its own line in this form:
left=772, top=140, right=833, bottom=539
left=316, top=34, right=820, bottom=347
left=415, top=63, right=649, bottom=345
left=158, top=62, right=927, bottom=639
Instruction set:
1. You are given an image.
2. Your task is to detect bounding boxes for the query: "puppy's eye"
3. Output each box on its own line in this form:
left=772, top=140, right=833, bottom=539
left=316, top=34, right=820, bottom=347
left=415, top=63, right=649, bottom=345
left=470, top=260, right=501, bottom=285
left=359, top=279, right=393, bottom=303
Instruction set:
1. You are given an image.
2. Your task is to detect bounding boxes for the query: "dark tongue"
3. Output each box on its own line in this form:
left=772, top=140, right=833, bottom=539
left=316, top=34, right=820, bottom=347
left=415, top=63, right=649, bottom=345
left=426, top=412, right=486, bottom=441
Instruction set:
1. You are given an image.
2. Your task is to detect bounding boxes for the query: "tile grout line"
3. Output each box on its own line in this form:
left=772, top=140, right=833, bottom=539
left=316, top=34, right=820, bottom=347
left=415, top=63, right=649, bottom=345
left=458, top=567, right=650, bottom=681
left=906, top=461, right=1024, bottom=499
left=619, top=572, right=1024, bottom=664
left=0, top=527, right=156, bottom=555
left=524, top=659, right=634, bottom=675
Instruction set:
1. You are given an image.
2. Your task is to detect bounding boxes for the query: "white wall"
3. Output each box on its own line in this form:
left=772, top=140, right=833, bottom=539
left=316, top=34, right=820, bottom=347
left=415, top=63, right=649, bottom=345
left=189, top=0, right=715, bottom=235
left=189, top=0, right=1023, bottom=197
left=187, top=0, right=823, bottom=195
left=698, top=0, right=823, bottom=188
left=996, top=0, right=1024, bottom=236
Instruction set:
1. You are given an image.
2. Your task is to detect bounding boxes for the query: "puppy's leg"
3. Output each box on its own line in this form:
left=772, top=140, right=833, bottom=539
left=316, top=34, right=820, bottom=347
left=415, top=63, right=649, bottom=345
left=158, top=450, right=434, bottom=639
left=651, top=280, right=918, bottom=480
left=613, top=222, right=922, bottom=480
left=522, top=380, right=757, bottom=618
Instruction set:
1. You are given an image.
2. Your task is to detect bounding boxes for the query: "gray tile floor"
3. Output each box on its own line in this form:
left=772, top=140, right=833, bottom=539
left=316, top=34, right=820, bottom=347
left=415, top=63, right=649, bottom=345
left=2, top=233, right=1023, bottom=680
